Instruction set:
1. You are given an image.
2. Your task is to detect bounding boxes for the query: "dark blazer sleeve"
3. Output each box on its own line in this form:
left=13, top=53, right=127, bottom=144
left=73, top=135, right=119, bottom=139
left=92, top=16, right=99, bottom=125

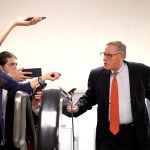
left=144, top=65, right=150, bottom=99
left=73, top=67, right=103, bottom=117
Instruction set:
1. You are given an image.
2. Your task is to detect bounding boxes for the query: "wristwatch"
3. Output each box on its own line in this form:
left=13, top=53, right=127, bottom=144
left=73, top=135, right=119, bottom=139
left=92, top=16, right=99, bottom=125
left=38, top=77, right=45, bottom=85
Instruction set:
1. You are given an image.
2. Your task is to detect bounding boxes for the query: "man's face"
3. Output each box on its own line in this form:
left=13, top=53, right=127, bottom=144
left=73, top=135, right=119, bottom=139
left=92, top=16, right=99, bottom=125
left=1, top=57, right=17, bottom=73
left=102, top=45, right=125, bottom=71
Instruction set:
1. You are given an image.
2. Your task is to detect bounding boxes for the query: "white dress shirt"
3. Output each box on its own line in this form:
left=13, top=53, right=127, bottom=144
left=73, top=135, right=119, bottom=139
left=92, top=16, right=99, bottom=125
left=109, top=62, right=133, bottom=124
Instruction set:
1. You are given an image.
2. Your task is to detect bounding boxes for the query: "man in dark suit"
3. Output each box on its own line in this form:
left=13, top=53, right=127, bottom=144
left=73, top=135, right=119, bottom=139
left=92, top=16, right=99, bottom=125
left=65, top=41, right=150, bottom=150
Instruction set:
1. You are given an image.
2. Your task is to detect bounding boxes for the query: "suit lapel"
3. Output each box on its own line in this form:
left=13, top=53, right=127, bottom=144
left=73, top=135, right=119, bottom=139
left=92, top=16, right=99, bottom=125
left=126, top=61, right=137, bottom=107
left=102, top=70, right=111, bottom=112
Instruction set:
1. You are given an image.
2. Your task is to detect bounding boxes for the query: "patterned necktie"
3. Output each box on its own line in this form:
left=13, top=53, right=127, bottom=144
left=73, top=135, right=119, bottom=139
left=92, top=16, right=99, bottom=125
left=109, top=72, right=119, bottom=135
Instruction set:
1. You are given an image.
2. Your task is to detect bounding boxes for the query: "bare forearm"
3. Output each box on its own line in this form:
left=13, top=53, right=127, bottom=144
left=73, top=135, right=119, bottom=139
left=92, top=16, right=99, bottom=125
left=29, top=72, right=61, bottom=89
left=0, top=16, right=43, bottom=45
left=0, top=20, right=15, bottom=45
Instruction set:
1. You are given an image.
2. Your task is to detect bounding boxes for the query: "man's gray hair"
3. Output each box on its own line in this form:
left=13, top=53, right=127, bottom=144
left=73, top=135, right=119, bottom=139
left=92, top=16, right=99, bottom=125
left=106, top=41, right=126, bottom=58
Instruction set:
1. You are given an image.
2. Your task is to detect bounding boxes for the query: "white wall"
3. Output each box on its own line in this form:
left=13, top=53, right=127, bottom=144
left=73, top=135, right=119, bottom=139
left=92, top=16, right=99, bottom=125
left=0, top=0, right=150, bottom=92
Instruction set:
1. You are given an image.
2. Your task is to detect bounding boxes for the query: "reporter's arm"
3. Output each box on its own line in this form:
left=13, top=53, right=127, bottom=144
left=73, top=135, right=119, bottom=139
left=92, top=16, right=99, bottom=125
left=0, top=17, right=43, bottom=45
left=29, top=72, right=61, bottom=89
left=2, top=69, right=60, bottom=95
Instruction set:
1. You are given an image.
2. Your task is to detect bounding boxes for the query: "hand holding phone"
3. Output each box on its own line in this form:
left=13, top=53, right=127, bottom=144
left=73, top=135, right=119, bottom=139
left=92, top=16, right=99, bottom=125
left=33, top=82, right=47, bottom=95
left=25, top=17, right=46, bottom=21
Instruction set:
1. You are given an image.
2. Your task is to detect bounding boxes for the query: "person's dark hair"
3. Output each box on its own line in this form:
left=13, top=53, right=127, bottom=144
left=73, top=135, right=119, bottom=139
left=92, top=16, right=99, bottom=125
left=0, top=51, right=17, bottom=86
left=106, top=41, right=126, bottom=58
left=0, top=51, right=17, bottom=66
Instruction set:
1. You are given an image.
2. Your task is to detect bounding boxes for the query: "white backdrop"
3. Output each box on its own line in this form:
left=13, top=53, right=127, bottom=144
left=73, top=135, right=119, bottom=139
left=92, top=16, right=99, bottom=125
left=0, top=0, right=150, bottom=92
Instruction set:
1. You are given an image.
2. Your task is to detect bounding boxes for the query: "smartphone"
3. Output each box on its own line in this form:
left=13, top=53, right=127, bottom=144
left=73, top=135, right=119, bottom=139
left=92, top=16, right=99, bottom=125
left=68, top=88, right=77, bottom=94
left=22, top=68, right=42, bottom=77
left=25, top=17, right=46, bottom=21
left=33, top=82, right=47, bottom=95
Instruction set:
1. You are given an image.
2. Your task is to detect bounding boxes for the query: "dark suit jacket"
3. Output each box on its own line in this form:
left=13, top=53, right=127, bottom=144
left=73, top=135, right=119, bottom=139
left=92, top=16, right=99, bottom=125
left=70, top=61, right=150, bottom=150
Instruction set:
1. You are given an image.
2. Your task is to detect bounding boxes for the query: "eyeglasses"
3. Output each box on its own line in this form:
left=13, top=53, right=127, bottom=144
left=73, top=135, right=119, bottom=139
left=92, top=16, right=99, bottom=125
left=100, top=52, right=122, bottom=59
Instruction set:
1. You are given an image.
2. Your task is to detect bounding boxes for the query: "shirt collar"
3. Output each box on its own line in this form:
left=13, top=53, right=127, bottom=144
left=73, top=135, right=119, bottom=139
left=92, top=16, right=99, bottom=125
left=111, top=62, right=126, bottom=75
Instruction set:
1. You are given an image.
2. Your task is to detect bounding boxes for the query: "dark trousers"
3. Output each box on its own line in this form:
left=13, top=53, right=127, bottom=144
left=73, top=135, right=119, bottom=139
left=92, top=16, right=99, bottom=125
left=99, top=124, right=141, bottom=150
